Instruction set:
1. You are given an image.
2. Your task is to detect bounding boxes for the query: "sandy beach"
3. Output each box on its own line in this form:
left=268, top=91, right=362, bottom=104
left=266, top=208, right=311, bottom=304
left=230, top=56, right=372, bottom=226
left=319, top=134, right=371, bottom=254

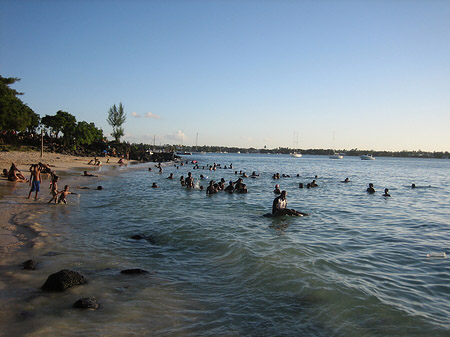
left=0, top=151, right=133, bottom=253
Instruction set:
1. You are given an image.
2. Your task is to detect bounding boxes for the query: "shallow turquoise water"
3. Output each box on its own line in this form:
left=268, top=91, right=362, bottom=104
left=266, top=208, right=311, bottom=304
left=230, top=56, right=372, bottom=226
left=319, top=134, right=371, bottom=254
left=1, top=154, right=450, bottom=336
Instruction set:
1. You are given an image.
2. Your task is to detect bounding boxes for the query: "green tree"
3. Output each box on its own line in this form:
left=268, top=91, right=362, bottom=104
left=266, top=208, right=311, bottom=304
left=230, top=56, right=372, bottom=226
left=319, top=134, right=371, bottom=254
left=0, top=75, right=40, bottom=132
left=74, top=121, right=103, bottom=146
left=107, top=102, right=126, bottom=142
left=41, top=110, right=77, bottom=145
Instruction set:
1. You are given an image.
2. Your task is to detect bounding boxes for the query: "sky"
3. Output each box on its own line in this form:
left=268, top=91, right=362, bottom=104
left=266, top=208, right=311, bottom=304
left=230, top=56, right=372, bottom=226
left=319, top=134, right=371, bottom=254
left=1, top=0, right=449, bottom=151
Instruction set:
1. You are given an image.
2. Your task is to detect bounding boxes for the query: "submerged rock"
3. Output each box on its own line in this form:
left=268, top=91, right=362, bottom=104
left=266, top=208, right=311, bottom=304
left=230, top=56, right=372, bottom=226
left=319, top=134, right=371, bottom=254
left=22, top=259, right=37, bottom=270
left=73, top=297, right=99, bottom=310
left=41, top=269, right=87, bottom=292
left=120, top=268, right=149, bottom=275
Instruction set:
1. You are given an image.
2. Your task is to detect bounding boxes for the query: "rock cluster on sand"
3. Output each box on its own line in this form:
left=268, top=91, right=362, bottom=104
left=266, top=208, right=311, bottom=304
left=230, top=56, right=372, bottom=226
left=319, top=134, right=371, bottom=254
left=73, top=297, right=99, bottom=310
left=41, top=269, right=87, bottom=291
left=120, top=268, right=149, bottom=275
left=22, top=259, right=38, bottom=270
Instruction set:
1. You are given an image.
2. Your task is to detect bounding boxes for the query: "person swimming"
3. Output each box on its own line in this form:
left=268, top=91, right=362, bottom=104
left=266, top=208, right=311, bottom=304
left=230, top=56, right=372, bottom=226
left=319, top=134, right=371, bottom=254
left=274, top=184, right=281, bottom=194
left=383, top=188, right=391, bottom=197
left=367, top=183, right=375, bottom=194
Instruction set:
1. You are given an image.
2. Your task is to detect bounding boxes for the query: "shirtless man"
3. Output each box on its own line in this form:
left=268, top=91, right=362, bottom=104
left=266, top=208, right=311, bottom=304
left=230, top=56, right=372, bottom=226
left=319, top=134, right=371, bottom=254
left=367, top=183, right=375, bottom=194
left=185, top=172, right=194, bottom=188
left=27, top=165, right=41, bottom=199
left=272, top=191, right=308, bottom=216
left=206, top=180, right=217, bottom=194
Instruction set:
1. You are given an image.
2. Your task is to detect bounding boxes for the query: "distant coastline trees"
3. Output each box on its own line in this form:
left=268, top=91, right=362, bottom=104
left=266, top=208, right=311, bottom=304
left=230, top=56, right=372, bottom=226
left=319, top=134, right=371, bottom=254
left=107, top=102, right=126, bottom=142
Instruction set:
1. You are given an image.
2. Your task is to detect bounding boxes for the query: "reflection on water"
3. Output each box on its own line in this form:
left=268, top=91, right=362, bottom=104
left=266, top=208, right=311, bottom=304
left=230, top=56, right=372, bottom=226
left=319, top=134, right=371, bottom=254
left=1, top=155, right=449, bottom=336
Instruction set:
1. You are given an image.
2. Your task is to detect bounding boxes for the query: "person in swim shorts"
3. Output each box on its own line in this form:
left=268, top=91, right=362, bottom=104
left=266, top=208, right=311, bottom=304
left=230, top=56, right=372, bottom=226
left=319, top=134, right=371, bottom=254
left=27, top=164, right=41, bottom=199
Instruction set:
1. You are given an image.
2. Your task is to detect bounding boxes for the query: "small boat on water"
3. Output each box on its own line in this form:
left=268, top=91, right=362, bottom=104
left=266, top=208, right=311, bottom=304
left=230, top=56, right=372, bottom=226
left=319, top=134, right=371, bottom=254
left=177, top=151, right=192, bottom=156
left=329, top=153, right=344, bottom=159
left=360, top=154, right=375, bottom=160
left=290, top=152, right=302, bottom=158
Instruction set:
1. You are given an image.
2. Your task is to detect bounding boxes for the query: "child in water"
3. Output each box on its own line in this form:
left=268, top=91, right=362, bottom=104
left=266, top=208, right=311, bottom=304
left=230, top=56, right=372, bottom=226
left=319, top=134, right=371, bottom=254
left=48, top=175, right=59, bottom=203
left=58, top=185, right=77, bottom=204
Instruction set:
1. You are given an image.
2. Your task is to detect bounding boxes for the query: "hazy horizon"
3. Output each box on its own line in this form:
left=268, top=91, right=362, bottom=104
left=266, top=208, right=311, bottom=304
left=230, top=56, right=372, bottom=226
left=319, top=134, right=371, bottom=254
left=1, top=1, right=449, bottom=151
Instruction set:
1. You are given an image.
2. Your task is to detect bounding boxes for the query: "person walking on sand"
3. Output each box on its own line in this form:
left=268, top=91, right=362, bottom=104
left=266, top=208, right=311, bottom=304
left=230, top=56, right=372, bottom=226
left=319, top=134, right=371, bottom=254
left=27, top=164, right=41, bottom=199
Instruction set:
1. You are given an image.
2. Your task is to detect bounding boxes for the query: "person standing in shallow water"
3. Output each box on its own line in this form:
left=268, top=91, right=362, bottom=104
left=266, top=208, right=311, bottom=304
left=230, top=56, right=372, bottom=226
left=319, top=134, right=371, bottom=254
left=27, top=165, right=41, bottom=199
left=272, top=190, right=308, bottom=216
left=367, top=183, right=375, bottom=194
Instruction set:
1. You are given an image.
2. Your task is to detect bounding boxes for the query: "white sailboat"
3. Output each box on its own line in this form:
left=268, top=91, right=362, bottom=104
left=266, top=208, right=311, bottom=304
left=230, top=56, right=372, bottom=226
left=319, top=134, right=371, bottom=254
left=329, top=131, right=343, bottom=159
left=290, top=131, right=302, bottom=158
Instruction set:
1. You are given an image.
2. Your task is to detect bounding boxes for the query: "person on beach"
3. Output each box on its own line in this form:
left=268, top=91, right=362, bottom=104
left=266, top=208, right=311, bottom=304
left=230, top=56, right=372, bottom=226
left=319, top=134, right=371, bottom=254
left=1, top=169, right=8, bottom=178
left=83, top=171, right=98, bottom=177
left=272, top=190, right=308, bottom=216
left=27, top=164, right=41, bottom=199
left=48, top=175, right=59, bottom=203
left=367, top=183, right=375, bottom=194
left=8, top=163, right=27, bottom=182
left=383, top=188, right=391, bottom=197
left=57, top=185, right=77, bottom=204
left=38, top=162, right=53, bottom=174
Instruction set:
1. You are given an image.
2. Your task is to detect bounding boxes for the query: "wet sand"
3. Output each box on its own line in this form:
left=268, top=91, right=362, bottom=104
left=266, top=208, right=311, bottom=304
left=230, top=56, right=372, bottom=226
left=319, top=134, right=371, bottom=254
left=0, top=151, right=133, bottom=253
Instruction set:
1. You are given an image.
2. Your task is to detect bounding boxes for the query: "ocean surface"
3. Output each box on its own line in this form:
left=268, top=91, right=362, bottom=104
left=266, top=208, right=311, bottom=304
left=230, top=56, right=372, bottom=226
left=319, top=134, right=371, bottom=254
left=1, top=154, right=449, bottom=336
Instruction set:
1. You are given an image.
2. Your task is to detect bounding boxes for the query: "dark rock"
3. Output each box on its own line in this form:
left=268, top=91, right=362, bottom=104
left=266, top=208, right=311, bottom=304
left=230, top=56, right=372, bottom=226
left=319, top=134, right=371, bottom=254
left=73, top=297, right=99, bottom=310
left=22, top=259, right=37, bottom=270
left=19, top=311, right=36, bottom=320
left=120, top=268, right=149, bottom=275
left=131, top=235, right=144, bottom=240
left=41, top=269, right=87, bottom=292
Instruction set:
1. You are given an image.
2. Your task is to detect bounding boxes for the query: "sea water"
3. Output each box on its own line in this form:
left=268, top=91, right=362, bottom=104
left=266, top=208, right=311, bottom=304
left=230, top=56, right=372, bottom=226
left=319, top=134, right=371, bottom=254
left=0, top=154, right=449, bottom=336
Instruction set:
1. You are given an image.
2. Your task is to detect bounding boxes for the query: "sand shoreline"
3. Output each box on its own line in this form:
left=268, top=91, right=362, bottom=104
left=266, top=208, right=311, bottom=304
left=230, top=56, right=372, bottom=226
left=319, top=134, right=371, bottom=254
left=0, top=151, right=137, bottom=254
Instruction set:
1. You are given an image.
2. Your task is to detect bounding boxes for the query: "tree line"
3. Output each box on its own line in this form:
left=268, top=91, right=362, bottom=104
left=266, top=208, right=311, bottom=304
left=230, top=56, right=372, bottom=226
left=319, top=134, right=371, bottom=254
left=1, top=75, right=126, bottom=150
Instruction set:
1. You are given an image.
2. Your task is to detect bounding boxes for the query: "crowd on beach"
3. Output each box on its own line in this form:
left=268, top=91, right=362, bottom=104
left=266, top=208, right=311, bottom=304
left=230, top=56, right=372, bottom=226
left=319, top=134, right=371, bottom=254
left=1, top=161, right=78, bottom=203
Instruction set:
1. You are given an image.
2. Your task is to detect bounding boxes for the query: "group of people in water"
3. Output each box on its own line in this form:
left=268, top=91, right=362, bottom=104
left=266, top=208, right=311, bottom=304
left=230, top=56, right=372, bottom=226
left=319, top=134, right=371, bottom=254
left=2, top=157, right=418, bottom=213
left=147, top=159, right=423, bottom=217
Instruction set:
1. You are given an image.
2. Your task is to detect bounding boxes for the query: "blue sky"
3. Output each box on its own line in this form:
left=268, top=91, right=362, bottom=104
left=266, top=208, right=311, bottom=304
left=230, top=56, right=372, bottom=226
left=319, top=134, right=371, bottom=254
left=1, top=0, right=449, bottom=151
